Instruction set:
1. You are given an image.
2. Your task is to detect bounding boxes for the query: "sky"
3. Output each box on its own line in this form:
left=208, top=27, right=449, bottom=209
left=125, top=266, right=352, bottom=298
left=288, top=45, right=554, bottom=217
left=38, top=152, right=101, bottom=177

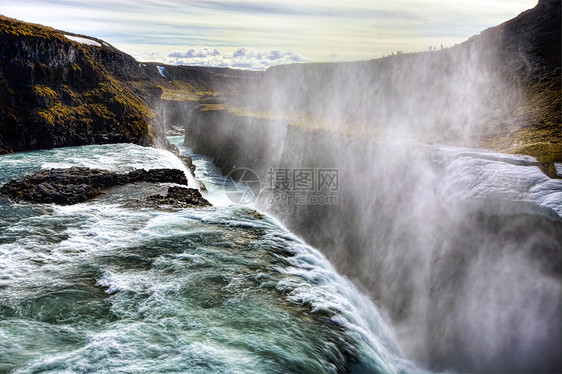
left=0, top=0, right=537, bottom=69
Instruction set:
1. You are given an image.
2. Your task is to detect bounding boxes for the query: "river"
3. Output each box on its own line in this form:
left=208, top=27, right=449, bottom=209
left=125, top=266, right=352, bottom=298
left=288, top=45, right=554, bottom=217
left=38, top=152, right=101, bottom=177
left=0, top=138, right=425, bottom=373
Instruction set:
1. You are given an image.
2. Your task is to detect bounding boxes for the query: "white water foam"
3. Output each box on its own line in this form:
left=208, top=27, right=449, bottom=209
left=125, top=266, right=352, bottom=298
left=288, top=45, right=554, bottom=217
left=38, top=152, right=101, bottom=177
left=33, top=143, right=197, bottom=188
left=437, top=148, right=562, bottom=220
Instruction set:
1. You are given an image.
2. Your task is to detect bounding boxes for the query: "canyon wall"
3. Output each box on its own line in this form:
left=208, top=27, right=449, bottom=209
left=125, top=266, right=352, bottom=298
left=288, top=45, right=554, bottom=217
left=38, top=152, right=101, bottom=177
left=179, top=1, right=561, bottom=371
left=183, top=106, right=561, bottom=372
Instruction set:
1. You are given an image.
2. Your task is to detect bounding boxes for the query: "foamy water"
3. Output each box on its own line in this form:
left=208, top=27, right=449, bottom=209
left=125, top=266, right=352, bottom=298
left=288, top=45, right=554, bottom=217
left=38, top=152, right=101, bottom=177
left=0, top=141, right=424, bottom=373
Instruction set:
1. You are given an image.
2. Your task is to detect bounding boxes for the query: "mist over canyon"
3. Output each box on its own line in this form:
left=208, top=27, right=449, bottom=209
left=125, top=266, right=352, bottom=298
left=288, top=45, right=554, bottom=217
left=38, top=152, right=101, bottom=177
left=0, top=1, right=560, bottom=373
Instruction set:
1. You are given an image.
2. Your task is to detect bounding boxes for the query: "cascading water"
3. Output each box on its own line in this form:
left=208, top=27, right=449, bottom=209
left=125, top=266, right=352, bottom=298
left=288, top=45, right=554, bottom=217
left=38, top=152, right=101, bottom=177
left=176, top=4, right=561, bottom=369
left=0, top=140, right=427, bottom=373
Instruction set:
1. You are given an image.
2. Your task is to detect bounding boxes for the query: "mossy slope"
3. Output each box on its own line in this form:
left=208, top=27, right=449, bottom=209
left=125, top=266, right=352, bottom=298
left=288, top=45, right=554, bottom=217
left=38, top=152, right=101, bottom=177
left=0, top=15, right=158, bottom=154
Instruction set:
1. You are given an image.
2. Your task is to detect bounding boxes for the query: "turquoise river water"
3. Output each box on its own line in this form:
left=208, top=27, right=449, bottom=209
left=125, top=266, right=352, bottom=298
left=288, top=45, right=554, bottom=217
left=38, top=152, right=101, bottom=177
left=0, top=138, right=427, bottom=373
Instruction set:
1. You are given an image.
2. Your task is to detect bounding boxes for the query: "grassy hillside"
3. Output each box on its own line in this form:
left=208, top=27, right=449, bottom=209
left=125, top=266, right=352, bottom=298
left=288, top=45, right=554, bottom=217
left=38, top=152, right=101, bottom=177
left=0, top=15, right=157, bottom=153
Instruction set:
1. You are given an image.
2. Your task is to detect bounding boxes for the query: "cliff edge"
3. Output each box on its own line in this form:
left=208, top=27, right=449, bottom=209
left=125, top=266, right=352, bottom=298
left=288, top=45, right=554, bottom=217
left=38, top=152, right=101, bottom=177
left=0, top=15, right=161, bottom=154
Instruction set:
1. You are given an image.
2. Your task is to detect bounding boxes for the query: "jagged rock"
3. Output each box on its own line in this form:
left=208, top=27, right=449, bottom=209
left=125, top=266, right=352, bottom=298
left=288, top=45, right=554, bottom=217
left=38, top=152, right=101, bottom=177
left=197, top=180, right=208, bottom=193
left=179, top=155, right=196, bottom=175
left=166, top=125, right=185, bottom=136
left=250, top=210, right=265, bottom=219
left=177, top=154, right=208, bottom=192
left=148, top=186, right=211, bottom=208
left=0, top=166, right=187, bottom=205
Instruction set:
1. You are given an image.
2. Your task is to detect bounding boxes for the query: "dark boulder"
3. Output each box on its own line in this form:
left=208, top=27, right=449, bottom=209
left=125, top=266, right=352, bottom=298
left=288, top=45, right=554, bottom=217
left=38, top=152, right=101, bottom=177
left=0, top=166, right=188, bottom=205
left=148, top=186, right=211, bottom=208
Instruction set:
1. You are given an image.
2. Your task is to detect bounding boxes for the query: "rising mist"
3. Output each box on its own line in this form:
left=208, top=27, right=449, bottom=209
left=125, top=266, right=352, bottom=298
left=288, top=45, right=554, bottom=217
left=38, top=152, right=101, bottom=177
left=181, top=1, right=561, bottom=372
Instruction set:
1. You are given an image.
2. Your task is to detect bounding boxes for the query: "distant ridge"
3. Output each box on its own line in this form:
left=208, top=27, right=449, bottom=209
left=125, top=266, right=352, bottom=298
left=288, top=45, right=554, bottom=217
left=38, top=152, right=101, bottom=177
left=0, top=0, right=559, bottom=172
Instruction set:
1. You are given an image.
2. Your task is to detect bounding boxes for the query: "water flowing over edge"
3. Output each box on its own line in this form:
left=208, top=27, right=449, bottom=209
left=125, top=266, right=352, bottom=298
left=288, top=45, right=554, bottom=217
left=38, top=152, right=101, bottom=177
left=0, top=141, right=428, bottom=374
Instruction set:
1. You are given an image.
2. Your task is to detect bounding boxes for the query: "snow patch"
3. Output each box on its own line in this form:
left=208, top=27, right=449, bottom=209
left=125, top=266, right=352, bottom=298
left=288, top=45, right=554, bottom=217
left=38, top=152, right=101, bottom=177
left=64, top=35, right=102, bottom=47
left=157, top=66, right=167, bottom=78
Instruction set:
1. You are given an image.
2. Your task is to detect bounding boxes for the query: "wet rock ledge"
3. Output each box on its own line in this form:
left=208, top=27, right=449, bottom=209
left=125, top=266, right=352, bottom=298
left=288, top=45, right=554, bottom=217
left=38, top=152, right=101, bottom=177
left=0, top=166, right=211, bottom=207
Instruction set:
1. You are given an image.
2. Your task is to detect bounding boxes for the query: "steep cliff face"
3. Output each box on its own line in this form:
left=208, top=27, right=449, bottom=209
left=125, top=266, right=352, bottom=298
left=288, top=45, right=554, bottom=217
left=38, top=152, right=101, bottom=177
left=470, top=0, right=561, bottom=175
left=0, top=15, right=162, bottom=154
left=185, top=104, right=562, bottom=374
left=227, top=0, right=560, bottom=175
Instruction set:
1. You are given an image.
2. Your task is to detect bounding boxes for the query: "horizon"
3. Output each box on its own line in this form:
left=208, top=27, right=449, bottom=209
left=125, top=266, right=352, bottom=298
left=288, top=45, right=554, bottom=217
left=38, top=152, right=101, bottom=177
left=1, top=0, right=537, bottom=70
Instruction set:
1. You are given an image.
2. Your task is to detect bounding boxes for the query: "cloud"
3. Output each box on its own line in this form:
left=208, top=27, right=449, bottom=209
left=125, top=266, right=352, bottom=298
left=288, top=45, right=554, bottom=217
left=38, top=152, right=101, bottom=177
left=1, top=0, right=537, bottom=61
left=168, top=48, right=221, bottom=58
left=159, top=47, right=306, bottom=70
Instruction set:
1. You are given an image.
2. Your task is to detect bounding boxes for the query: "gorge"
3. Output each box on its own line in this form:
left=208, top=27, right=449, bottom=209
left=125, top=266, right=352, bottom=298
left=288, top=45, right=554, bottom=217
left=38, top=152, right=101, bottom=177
left=0, top=1, right=561, bottom=373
